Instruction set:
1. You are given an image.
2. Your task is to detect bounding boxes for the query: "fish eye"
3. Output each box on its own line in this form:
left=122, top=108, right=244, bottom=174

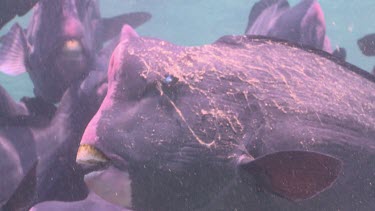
left=162, top=74, right=178, bottom=87
left=141, top=74, right=179, bottom=99
left=164, top=75, right=173, bottom=84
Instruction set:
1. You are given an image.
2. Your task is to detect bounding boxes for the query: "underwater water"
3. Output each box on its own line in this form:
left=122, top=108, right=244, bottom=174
left=0, top=1, right=375, bottom=210
left=0, top=0, right=374, bottom=100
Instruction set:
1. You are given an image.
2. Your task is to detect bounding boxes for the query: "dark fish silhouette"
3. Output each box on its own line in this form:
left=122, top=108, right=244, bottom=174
left=0, top=0, right=39, bottom=29
left=357, top=33, right=375, bottom=73
left=76, top=26, right=375, bottom=210
left=0, top=68, right=107, bottom=210
left=358, top=33, right=375, bottom=56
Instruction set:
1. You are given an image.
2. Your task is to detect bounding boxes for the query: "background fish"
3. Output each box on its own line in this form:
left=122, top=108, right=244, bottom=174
left=0, top=68, right=107, bottom=210
left=0, top=0, right=151, bottom=103
left=357, top=33, right=375, bottom=74
left=245, top=0, right=347, bottom=60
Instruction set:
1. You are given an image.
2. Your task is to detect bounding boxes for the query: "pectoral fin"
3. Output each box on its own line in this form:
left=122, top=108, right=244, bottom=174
left=0, top=23, right=29, bottom=75
left=239, top=151, right=342, bottom=201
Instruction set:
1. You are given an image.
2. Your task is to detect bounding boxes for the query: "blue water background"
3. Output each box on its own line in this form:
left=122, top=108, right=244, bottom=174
left=0, top=0, right=374, bottom=100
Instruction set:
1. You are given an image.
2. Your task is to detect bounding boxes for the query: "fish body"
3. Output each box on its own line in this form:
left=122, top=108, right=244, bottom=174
left=76, top=27, right=375, bottom=210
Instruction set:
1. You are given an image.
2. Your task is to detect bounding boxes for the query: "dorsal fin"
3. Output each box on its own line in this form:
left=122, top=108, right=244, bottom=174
left=267, top=0, right=326, bottom=49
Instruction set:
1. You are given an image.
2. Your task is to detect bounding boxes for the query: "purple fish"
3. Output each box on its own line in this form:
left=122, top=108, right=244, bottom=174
left=0, top=0, right=151, bottom=103
left=245, top=0, right=332, bottom=52
left=0, top=67, right=107, bottom=210
left=0, top=0, right=39, bottom=29
left=76, top=26, right=375, bottom=210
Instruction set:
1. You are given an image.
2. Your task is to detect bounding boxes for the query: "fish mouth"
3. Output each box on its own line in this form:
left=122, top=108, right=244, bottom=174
left=53, top=38, right=89, bottom=79
left=61, top=39, right=85, bottom=59
left=62, top=39, right=82, bottom=52
left=76, top=144, right=110, bottom=173
left=76, top=144, right=133, bottom=208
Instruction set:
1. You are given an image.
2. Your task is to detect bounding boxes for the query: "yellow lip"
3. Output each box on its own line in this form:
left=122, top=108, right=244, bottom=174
left=76, top=144, right=109, bottom=167
left=63, top=39, right=82, bottom=52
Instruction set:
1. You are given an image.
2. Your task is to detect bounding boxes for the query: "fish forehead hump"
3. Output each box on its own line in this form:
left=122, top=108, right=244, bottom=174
left=109, top=35, right=374, bottom=125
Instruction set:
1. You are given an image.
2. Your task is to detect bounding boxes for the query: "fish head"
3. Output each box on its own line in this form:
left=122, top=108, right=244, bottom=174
left=76, top=26, right=241, bottom=210
left=0, top=0, right=152, bottom=104
left=26, top=0, right=100, bottom=103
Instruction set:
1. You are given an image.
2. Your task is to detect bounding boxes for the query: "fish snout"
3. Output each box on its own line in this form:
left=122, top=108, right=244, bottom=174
left=76, top=144, right=109, bottom=173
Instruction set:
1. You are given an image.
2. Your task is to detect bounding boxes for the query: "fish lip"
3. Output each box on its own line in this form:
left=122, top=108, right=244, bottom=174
left=76, top=144, right=129, bottom=174
left=59, top=38, right=86, bottom=56
left=76, top=144, right=110, bottom=174
left=48, top=37, right=87, bottom=60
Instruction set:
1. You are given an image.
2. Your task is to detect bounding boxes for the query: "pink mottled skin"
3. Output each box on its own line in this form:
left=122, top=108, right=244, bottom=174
left=81, top=25, right=139, bottom=146
left=62, top=18, right=84, bottom=38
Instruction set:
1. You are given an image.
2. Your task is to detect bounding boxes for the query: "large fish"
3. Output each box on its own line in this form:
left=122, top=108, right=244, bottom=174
left=245, top=0, right=335, bottom=54
left=0, top=0, right=151, bottom=103
left=0, top=0, right=39, bottom=29
left=0, top=68, right=107, bottom=210
left=76, top=26, right=375, bottom=210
